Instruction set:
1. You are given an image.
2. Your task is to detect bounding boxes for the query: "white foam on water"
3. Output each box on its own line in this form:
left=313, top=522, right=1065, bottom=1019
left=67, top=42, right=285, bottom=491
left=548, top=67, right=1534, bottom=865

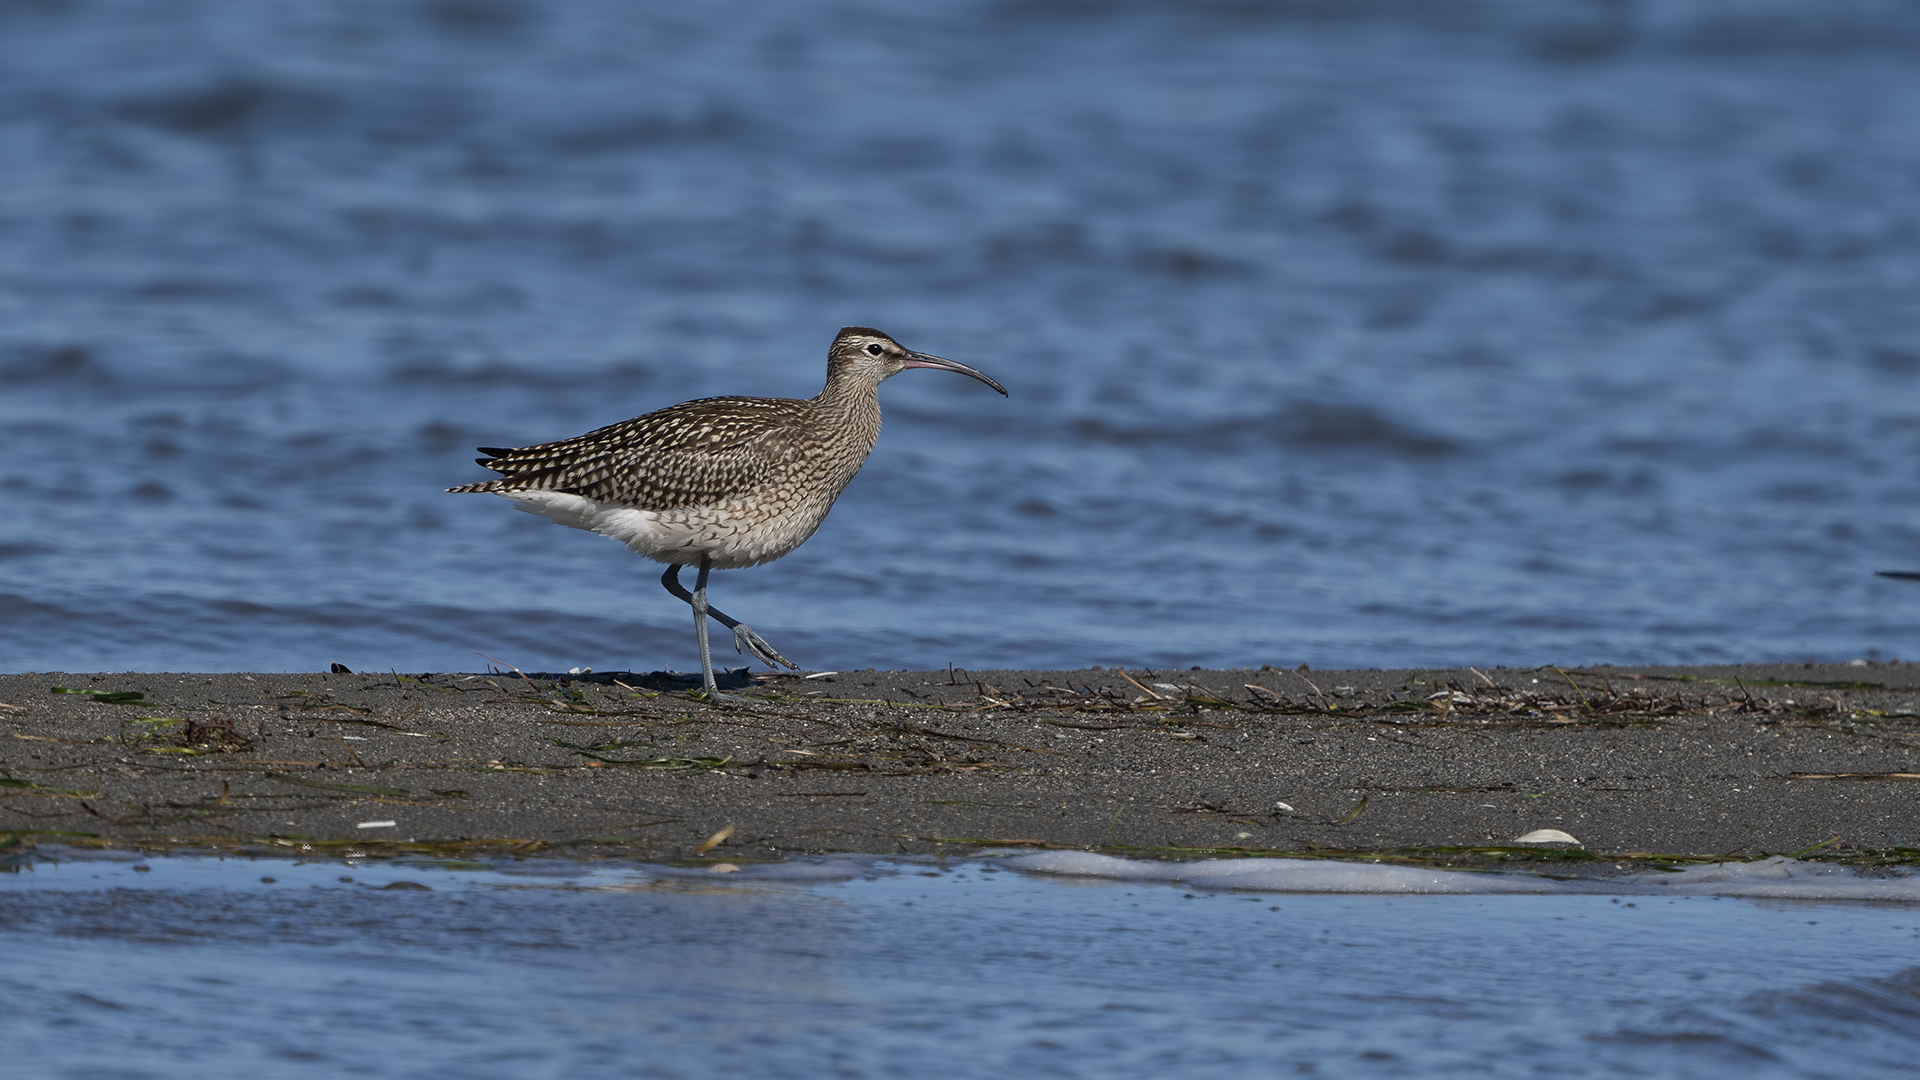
left=1000, top=851, right=1567, bottom=894
left=1000, top=851, right=1920, bottom=900
left=13, top=848, right=1920, bottom=902
left=1625, top=856, right=1920, bottom=901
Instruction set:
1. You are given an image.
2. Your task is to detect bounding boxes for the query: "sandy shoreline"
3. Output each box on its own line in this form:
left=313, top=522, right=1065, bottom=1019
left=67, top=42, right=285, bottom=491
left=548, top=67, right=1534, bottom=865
left=3, top=662, right=1918, bottom=867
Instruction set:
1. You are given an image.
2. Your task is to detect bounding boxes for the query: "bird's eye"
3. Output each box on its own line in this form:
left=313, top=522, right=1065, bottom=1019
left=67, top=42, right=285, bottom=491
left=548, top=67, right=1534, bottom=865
left=865, top=343, right=883, bottom=356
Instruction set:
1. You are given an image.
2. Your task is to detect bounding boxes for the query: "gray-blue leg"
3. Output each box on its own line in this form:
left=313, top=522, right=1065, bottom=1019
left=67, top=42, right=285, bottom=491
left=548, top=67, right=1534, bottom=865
left=690, top=559, right=719, bottom=696
left=659, top=564, right=798, bottom=672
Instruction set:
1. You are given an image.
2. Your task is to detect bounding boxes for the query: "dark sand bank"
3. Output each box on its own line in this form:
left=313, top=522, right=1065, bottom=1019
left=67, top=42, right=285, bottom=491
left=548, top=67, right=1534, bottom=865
left=4, top=664, right=1918, bottom=867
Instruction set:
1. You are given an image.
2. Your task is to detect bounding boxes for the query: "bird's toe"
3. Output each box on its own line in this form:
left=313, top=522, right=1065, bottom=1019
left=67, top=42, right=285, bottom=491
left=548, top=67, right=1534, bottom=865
left=732, top=624, right=798, bottom=670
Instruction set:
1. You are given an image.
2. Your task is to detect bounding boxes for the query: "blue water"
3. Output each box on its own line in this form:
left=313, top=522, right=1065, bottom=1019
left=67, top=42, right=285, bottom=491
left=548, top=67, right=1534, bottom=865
left=7, top=852, right=1920, bottom=1078
left=3, top=1, right=1920, bottom=674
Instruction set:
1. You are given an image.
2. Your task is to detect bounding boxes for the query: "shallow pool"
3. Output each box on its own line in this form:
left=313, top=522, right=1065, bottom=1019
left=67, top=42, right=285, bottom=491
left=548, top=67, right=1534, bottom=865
left=7, top=851, right=1920, bottom=1077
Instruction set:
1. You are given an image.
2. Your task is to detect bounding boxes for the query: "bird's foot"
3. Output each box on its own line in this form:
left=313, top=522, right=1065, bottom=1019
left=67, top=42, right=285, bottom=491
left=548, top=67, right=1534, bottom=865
left=731, top=624, right=799, bottom=670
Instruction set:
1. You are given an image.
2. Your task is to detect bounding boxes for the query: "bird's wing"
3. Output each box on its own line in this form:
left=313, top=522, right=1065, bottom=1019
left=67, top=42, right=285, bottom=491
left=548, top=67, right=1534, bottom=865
left=453, top=396, right=810, bottom=510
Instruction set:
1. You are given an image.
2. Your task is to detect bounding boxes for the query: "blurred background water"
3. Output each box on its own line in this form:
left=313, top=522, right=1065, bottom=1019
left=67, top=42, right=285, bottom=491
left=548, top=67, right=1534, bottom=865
left=3, top=0, right=1919, bottom=675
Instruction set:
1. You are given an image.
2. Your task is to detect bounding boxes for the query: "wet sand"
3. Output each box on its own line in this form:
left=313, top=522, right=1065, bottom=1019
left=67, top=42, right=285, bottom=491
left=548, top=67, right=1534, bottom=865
left=3, top=663, right=1918, bottom=866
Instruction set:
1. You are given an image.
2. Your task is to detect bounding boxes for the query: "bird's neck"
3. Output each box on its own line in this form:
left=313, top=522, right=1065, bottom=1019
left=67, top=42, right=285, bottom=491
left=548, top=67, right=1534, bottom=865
left=814, top=368, right=884, bottom=458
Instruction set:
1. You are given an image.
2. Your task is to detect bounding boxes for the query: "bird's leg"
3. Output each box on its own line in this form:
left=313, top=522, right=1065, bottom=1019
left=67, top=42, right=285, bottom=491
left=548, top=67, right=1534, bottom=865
left=690, top=558, right=720, bottom=697
left=658, top=564, right=799, bottom=671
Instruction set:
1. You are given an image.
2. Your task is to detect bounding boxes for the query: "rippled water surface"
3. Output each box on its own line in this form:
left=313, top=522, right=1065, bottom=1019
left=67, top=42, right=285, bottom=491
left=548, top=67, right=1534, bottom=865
left=4, top=0, right=1920, bottom=674
left=8, top=853, right=1920, bottom=1078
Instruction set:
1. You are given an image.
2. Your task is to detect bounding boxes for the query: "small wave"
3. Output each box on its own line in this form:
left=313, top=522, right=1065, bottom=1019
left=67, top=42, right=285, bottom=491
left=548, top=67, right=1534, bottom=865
left=1634, top=856, right=1920, bottom=902
left=1067, top=401, right=1462, bottom=457
left=1743, top=966, right=1920, bottom=1035
left=1004, top=851, right=1561, bottom=893
left=113, top=77, right=337, bottom=138
left=1003, top=852, right=1920, bottom=899
left=0, top=345, right=114, bottom=386
left=389, top=358, right=656, bottom=388
left=1595, top=965, right=1920, bottom=1071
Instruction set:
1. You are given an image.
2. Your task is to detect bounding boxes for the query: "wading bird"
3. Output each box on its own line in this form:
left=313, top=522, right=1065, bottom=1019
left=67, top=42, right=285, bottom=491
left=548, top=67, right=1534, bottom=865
left=450, top=327, right=1006, bottom=695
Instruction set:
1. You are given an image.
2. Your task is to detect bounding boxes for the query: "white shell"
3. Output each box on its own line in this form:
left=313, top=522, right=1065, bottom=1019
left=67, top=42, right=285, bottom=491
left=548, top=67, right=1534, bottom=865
left=1512, top=828, right=1582, bottom=846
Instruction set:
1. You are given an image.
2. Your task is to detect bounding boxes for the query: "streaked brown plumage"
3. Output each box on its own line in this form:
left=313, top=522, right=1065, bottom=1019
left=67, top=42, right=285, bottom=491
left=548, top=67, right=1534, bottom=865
left=460, top=396, right=821, bottom=511
left=450, top=326, right=1006, bottom=696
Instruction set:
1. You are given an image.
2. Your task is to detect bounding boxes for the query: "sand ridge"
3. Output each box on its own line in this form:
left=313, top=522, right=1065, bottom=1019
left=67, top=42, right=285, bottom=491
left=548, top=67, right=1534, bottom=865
left=3, top=663, right=1917, bottom=866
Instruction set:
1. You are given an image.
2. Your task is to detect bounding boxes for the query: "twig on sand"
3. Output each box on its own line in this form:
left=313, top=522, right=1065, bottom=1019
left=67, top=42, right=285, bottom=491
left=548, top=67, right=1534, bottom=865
left=474, top=652, right=539, bottom=688
left=1547, top=666, right=1591, bottom=713
left=695, top=823, right=734, bottom=854
left=1293, top=671, right=1333, bottom=711
left=1116, top=669, right=1174, bottom=702
left=329, top=733, right=368, bottom=768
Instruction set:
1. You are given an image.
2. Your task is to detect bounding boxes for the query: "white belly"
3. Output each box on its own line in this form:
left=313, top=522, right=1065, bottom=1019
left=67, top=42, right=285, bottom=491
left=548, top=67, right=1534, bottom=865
left=501, top=490, right=830, bottom=569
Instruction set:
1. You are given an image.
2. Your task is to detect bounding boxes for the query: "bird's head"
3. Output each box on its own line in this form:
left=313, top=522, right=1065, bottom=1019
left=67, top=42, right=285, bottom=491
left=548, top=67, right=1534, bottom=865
left=829, top=327, right=1007, bottom=396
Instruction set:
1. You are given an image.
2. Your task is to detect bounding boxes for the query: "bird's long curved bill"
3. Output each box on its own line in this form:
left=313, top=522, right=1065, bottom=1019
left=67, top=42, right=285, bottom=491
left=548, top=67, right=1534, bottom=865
left=901, top=351, right=1008, bottom=396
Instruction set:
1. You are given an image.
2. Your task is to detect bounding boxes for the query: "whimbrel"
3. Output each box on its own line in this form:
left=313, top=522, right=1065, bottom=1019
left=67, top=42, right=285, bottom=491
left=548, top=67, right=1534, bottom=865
left=449, top=327, right=1006, bottom=696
